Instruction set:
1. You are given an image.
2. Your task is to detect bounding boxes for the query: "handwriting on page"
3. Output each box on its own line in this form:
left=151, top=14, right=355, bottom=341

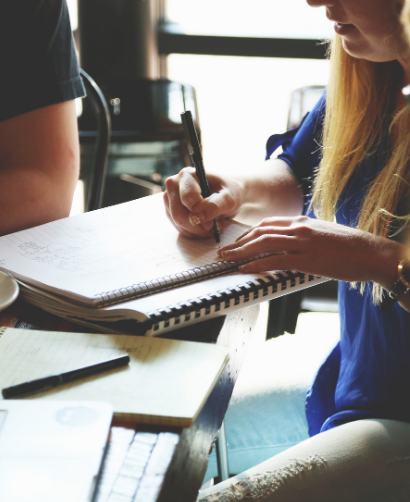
left=15, top=221, right=244, bottom=274
left=18, top=242, right=83, bottom=273
left=0, top=194, right=250, bottom=299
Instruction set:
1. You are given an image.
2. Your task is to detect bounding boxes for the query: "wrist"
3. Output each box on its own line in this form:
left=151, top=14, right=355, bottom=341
left=368, top=238, right=406, bottom=291
left=380, top=257, right=410, bottom=310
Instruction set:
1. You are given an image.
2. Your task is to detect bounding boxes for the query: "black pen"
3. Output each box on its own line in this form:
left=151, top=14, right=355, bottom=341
left=2, top=354, right=130, bottom=399
left=181, top=110, right=221, bottom=244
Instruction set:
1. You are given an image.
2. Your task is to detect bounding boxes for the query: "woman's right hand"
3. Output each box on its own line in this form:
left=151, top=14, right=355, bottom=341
left=164, top=167, right=244, bottom=239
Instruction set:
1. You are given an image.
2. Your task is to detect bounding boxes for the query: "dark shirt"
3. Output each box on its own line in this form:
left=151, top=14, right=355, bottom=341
left=0, top=0, right=85, bottom=123
left=266, top=94, right=410, bottom=436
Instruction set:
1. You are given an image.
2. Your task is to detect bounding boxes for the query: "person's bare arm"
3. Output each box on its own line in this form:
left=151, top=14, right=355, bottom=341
left=235, top=158, right=304, bottom=224
left=0, top=100, right=79, bottom=236
left=164, top=158, right=304, bottom=239
left=218, top=215, right=410, bottom=313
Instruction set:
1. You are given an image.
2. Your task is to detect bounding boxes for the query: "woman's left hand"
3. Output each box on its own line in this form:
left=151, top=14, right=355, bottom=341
left=218, top=216, right=402, bottom=286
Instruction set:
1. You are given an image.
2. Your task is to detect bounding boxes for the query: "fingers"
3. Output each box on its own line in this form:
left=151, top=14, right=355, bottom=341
left=238, top=253, right=301, bottom=274
left=216, top=216, right=311, bottom=272
left=165, top=168, right=202, bottom=212
left=164, top=188, right=211, bottom=239
left=217, top=229, right=308, bottom=275
left=164, top=169, right=210, bottom=238
left=189, top=188, right=238, bottom=226
left=176, top=167, right=203, bottom=211
left=164, top=199, right=203, bottom=239
left=219, top=222, right=301, bottom=256
left=164, top=167, right=241, bottom=238
left=219, top=233, right=298, bottom=262
left=234, top=215, right=309, bottom=241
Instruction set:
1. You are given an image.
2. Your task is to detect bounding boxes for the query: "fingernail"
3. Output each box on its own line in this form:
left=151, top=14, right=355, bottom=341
left=189, top=214, right=201, bottom=226
left=202, top=221, right=213, bottom=231
left=235, top=232, right=248, bottom=242
left=221, top=250, right=233, bottom=259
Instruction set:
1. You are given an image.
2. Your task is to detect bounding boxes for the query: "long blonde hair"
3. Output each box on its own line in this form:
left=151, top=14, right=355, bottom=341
left=310, top=36, right=410, bottom=302
left=402, top=0, right=410, bottom=43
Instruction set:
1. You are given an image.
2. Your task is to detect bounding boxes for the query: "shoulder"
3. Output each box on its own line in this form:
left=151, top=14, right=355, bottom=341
left=266, top=92, right=326, bottom=177
left=0, top=0, right=85, bottom=123
left=266, top=92, right=326, bottom=160
left=264, top=92, right=326, bottom=207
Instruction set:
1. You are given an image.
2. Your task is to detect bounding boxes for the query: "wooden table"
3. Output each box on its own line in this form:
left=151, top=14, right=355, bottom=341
left=0, top=300, right=259, bottom=502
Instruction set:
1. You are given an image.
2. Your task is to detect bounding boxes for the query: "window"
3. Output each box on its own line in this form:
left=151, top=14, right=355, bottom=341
left=67, top=0, right=78, bottom=31
left=166, top=0, right=331, bottom=39
left=164, top=1, right=331, bottom=174
left=168, top=55, right=329, bottom=175
left=72, top=0, right=332, bottom=175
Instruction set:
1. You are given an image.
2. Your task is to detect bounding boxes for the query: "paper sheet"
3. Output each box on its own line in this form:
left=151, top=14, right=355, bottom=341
left=0, top=328, right=229, bottom=426
left=0, top=194, right=249, bottom=304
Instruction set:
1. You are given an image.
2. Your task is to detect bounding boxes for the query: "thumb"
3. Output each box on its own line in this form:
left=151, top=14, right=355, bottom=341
left=189, top=189, right=236, bottom=227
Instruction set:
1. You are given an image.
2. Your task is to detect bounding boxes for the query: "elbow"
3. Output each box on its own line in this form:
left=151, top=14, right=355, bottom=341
left=51, top=154, right=80, bottom=218
left=32, top=152, right=80, bottom=224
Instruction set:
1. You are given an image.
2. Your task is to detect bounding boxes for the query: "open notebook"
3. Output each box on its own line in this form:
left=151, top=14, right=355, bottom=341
left=0, top=194, right=327, bottom=335
left=0, top=327, right=229, bottom=427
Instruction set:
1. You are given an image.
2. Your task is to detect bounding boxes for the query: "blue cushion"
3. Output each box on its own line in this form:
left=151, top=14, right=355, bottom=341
left=205, top=313, right=340, bottom=480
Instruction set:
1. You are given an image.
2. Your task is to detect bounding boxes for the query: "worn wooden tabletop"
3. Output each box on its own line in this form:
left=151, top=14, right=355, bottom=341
left=0, top=300, right=260, bottom=502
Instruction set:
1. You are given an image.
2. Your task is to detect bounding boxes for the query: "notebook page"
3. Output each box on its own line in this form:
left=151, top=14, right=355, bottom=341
left=0, top=194, right=249, bottom=305
left=0, top=328, right=229, bottom=426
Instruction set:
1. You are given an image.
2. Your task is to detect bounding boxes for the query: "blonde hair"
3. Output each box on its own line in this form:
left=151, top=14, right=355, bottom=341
left=310, top=35, right=410, bottom=303
left=402, top=0, right=410, bottom=43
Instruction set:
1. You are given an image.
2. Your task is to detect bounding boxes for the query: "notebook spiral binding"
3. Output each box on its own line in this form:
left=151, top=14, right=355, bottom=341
left=142, top=270, right=318, bottom=334
left=94, top=257, right=263, bottom=307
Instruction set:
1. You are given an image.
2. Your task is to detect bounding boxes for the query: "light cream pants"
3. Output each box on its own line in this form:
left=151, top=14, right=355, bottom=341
left=198, top=419, right=410, bottom=502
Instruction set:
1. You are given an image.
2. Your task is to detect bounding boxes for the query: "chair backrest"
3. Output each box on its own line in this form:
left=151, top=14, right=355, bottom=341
left=287, top=85, right=326, bottom=130
left=266, top=84, right=329, bottom=340
left=79, top=69, right=111, bottom=212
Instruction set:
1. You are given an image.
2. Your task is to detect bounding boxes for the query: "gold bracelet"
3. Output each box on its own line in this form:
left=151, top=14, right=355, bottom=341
left=380, top=258, right=410, bottom=310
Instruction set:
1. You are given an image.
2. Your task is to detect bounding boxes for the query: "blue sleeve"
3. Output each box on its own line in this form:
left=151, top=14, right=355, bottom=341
left=0, top=0, right=85, bottom=123
left=265, top=93, right=326, bottom=205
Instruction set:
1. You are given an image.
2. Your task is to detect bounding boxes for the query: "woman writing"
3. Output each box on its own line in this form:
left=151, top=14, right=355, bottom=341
left=166, top=0, right=410, bottom=500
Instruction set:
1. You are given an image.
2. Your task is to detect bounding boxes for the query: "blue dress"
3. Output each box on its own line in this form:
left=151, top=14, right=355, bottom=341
left=266, top=94, right=410, bottom=436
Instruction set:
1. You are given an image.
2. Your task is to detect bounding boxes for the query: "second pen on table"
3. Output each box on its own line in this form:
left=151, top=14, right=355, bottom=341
left=2, top=354, right=130, bottom=399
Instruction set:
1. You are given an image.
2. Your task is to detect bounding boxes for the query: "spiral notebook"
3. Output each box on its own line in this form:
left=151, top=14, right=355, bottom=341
left=0, top=194, right=328, bottom=336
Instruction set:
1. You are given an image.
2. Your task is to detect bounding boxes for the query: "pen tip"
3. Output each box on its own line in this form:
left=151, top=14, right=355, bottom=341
left=212, top=220, right=221, bottom=244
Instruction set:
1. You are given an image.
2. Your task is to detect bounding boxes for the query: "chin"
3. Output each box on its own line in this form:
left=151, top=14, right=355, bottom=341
left=342, top=39, right=396, bottom=63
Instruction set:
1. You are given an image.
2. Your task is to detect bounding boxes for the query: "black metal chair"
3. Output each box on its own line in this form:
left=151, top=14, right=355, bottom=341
left=265, top=85, right=338, bottom=340
left=79, top=69, right=111, bottom=212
